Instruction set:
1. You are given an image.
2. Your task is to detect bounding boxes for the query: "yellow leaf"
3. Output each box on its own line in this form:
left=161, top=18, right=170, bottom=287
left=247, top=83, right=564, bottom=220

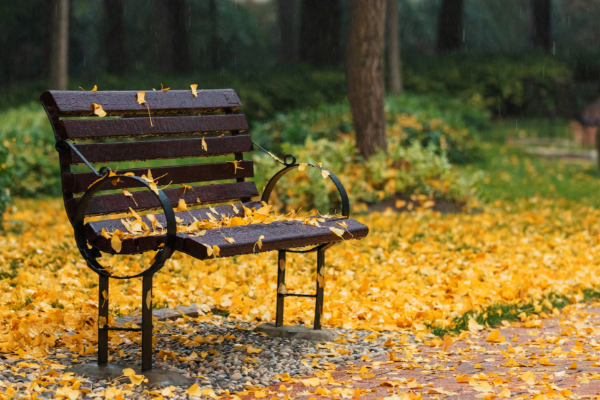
left=538, top=356, right=556, bottom=366
left=321, top=168, right=330, bottom=179
left=123, top=188, right=138, bottom=206
left=92, top=103, right=107, bottom=117
left=254, top=235, right=265, bottom=252
left=520, top=371, right=535, bottom=385
left=175, top=198, right=187, bottom=212
left=329, top=227, right=345, bottom=238
left=225, top=237, right=235, bottom=244
left=498, top=388, right=511, bottom=398
left=212, top=245, right=220, bottom=257
left=474, top=363, right=482, bottom=369
left=202, top=136, right=207, bottom=151
left=191, top=84, right=198, bottom=97
left=187, top=383, right=201, bottom=396
left=301, top=377, right=320, bottom=387
left=298, top=163, right=307, bottom=171
left=136, top=91, right=146, bottom=104
left=568, top=361, right=577, bottom=370
left=443, top=334, right=453, bottom=351
left=161, top=83, right=170, bottom=92
left=231, top=204, right=239, bottom=214
left=98, top=316, right=107, bottom=329
left=111, top=234, right=122, bottom=253
left=122, top=368, right=135, bottom=377
left=92, top=85, right=97, bottom=91
left=146, top=291, right=152, bottom=310
left=247, top=345, right=262, bottom=354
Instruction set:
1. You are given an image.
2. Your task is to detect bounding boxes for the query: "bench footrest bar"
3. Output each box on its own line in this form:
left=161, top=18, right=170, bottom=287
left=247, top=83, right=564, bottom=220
left=279, top=293, right=316, bottom=298
left=99, top=327, right=143, bottom=332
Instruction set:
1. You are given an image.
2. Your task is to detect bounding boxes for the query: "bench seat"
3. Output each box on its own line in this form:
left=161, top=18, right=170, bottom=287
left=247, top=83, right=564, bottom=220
left=85, top=201, right=369, bottom=260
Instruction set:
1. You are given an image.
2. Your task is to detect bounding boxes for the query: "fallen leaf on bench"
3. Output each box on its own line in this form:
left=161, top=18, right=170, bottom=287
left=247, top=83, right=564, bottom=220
left=92, top=103, right=106, bottom=117
left=175, top=198, right=187, bottom=212
left=225, top=237, right=235, bottom=244
left=161, top=83, right=170, bottom=92
left=231, top=204, right=239, bottom=214
left=122, top=188, right=138, bottom=206
left=321, top=168, right=330, bottom=179
left=201, top=136, right=207, bottom=151
left=136, top=91, right=153, bottom=127
left=146, top=291, right=152, bottom=310
left=226, top=160, right=244, bottom=174
left=191, top=84, right=198, bottom=97
left=212, top=245, right=220, bottom=256
left=111, top=234, right=122, bottom=253
left=298, top=163, right=307, bottom=171
left=254, top=235, right=264, bottom=252
left=329, top=227, right=345, bottom=238
left=129, top=374, right=147, bottom=386
left=98, top=316, right=106, bottom=329
left=278, top=283, right=287, bottom=294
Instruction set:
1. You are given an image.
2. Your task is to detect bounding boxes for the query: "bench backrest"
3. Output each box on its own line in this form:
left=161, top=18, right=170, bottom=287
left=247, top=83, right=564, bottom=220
left=40, top=89, right=257, bottom=219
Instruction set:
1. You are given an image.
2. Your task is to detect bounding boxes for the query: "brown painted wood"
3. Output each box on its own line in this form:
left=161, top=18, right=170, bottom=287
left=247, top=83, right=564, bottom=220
left=55, top=114, right=249, bottom=140
left=40, top=89, right=242, bottom=118
left=59, top=135, right=253, bottom=165
left=65, top=181, right=259, bottom=217
left=62, top=161, right=255, bottom=193
left=86, top=215, right=369, bottom=257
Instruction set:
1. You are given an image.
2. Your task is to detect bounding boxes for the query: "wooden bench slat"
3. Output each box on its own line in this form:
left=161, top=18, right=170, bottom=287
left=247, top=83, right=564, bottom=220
left=59, top=135, right=253, bottom=165
left=65, top=181, right=259, bottom=217
left=62, top=161, right=255, bottom=193
left=41, top=89, right=242, bottom=118
left=86, top=215, right=369, bottom=258
left=55, top=114, right=248, bottom=140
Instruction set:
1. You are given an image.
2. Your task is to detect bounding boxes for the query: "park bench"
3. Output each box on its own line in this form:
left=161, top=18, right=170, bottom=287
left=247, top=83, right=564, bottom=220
left=40, top=89, right=369, bottom=371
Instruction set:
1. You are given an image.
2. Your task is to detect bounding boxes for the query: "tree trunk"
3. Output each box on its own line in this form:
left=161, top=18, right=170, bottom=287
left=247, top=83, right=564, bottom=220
left=277, top=0, right=300, bottom=64
left=299, top=0, right=341, bottom=67
left=49, top=0, right=69, bottom=90
left=387, top=0, right=402, bottom=95
left=104, top=0, right=125, bottom=75
left=531, top=0, right=551, bottom=51
left=209, top=0, right=220, bottom=71
left=347, top=0, right=387, bottom=159
left=168, top=0, right=191, bottom=74
left=437, top=0, right=463, bottom=53
left=155, top=0, right=173, bottom=73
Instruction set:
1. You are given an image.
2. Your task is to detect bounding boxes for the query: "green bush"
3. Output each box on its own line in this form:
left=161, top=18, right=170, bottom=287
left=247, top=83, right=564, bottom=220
left=252, top=93, right=489, bottom=164
left=0, top=143, right=11, bottom=222
left=0, top=104, right=60, bottom=197
left=403, top=55, right=574, bottom=117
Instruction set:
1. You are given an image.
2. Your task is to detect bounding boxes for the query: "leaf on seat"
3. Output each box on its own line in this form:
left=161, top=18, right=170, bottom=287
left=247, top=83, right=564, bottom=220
left=254, top=235, right=265, bottom=252
left=111, top=233, right=122, bottom=253
left=329, top=227, right=345, bottom=239
left=201, top=136, right=208, bottom=151
left=191, top=84, right=198, bottom=97
left=92, top=103, right=107, bottom=117
left=175, top=198, right=187, bottom=212
left=160, top=83, right=170, bottom=92
left=122, top=188, right=138, bottom=206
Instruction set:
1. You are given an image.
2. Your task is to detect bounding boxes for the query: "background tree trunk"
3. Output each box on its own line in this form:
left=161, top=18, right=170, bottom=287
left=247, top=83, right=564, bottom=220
left=209, top=0, right=220, bottom=71
left=104, top=0, right=125, bottom=75
left=437, top=0, right=463, bottom=53
left=387, top=0, right=402, bottom=95
left=277, top=0, right=300, bottom=64
left=155, top=0, right=173, bottom=73
left=49, top=0, right=69, bottom=89
left=168, top=0, right=191, bottom=74
left=299, top=0, right=341, bottom=67
left=347, top=0, right=387, bottom=159
left=531, top=0, right=551, bottom=51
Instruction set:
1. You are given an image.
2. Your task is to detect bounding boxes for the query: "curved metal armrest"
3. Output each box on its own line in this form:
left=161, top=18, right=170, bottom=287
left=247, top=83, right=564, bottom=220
left=261, top=161, right=350, bottom=218
left=73, top=173, right=177, bottom=279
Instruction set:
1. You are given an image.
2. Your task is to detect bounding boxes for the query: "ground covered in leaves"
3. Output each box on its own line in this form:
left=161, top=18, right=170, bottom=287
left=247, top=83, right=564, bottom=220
left=3, top=197, right=600, bottom=398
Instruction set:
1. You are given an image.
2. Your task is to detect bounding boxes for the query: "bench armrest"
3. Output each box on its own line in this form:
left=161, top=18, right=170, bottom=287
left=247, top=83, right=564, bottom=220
left=261, top=161, right=350, bottom=218
left=72, top=173, right=178, bottom=279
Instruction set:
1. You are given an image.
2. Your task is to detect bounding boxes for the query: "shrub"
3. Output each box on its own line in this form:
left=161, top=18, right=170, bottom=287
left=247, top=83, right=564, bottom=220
left=0, top=104, right=60, bottom=197
left=0, top=143, right=11, bottom=222
left=403, top=54, right=574, bottom=117
left=253, top=121, right=478, bottom=214
left=252, top=93, right=489, bottom=164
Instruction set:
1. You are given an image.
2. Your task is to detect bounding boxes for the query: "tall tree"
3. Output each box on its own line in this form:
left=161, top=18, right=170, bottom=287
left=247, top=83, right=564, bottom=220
left=387, top=0, right=402, bottom=95
left=531, top=0, right=551, bottom=51
left=168, top=0, right=191, bottom=74
left=104, top=0, right=125, bottom=75
left=347, top=0, right=387, bottom=159
left=277, top=0, right=300, bottom=64
left=299, top=0, right=341, bottom=67
left=437, top=0, right=463, bottom=53
left=209, top=0, right=220, bottom=71
left=49, top=0, right=69, bottom=89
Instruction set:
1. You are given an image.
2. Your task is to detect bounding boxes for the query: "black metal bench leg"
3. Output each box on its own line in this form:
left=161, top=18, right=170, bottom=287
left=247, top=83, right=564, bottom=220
left=141, top=273, right=154, bottom=372
left=98, top=275, right=109, bottom=365
left=313, top=248, right=325, bottom=330
left=275, top=251, right=286, bottom=327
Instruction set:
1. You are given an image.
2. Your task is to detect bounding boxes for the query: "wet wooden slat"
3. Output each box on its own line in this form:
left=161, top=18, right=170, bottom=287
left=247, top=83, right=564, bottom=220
left=59, top=135, right=253, bottom=165
left=62, top=161, right=255, bottom=193
left=86, top=216, right=369, bottom=257
left=40, top=89, right=242, bottom=118
left=55, top=114, right=249, bottom=140
left=65, top=181, right=259, bottom=217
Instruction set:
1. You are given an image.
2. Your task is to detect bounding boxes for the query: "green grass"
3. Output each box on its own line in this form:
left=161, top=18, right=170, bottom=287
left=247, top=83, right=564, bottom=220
left=462, top=118, right=600, bottom=206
